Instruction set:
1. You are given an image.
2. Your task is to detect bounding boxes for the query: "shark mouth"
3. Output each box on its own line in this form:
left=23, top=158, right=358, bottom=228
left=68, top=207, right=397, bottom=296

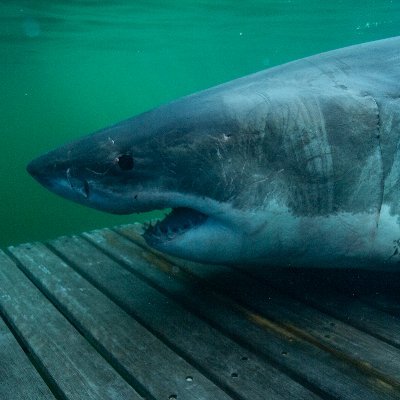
left=143, top=207, right=208, bottom=244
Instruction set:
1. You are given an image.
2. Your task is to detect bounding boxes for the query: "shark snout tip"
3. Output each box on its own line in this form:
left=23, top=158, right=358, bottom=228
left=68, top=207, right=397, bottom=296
left=26, top=158, right=39, bottom=178
left=26, top=155, right=51, bottom=185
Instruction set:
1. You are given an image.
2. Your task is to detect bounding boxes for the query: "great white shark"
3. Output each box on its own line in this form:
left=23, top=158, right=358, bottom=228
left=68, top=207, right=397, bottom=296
left=28, top=37, right=400, bottom=269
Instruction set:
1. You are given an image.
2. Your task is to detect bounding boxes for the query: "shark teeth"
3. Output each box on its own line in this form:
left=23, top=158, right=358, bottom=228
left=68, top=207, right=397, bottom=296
left=143, top=207, right=207, bottom=242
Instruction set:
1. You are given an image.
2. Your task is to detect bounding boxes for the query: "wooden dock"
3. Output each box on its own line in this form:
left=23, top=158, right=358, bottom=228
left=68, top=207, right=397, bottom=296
left=1, top=224, right=400, bottom=400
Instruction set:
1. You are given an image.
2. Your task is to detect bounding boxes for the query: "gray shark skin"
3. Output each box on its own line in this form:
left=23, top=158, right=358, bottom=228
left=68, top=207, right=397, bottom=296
left=28, top=37, right=400, bottom=269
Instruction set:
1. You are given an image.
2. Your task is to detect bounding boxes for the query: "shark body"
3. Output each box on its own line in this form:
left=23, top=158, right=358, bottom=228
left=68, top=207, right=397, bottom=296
left=28, top=37, right=400, bottom=269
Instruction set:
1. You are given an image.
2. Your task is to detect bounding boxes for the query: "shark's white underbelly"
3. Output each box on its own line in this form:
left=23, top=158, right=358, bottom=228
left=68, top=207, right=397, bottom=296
left=244, top=203, right=400, bottom=269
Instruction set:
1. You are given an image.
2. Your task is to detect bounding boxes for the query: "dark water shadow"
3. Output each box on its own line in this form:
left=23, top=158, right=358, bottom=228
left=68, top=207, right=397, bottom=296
left=177, top=262, right=400, bottom=318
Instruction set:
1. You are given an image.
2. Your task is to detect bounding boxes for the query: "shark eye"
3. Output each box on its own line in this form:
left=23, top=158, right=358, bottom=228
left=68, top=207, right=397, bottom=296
left=117, top=154, right=134, bottom=170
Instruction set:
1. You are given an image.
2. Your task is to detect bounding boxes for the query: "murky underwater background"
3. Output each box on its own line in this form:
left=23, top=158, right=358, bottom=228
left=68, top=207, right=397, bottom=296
left=1, top=0, right=400, bottom=248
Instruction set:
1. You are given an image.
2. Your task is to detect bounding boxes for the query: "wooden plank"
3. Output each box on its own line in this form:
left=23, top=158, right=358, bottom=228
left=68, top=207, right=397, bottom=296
left=8, top=242, right=234, bottom=400
left=153, top=249, right=400, bottom=385
left=0, top=249, right=141, bottom=400
left=0, top=312, right=55, bottom=400
left=87, top=226, right=399, bottom=400
left=48, top=234, right=321, bottom=400
left=116, top=225, right=400, bottom=388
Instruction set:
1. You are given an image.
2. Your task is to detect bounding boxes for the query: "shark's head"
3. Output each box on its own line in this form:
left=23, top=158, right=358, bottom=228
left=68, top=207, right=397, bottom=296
left=27, top=87, right=276, bottom=264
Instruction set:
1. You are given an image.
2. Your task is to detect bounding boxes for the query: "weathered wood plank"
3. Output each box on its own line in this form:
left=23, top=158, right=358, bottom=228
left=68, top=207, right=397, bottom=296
left=151, top=249, right=400, bottom=385
left=116, top=225, right=400, bottom=389
left=87, top=226, right=399, bottom=400
left=0, top=311, right=55, bottom=400
left=0, top=249, right=141, bottom=400
left=48, top=234, right=321, bottom=400
left=4, top=222, right=400, bottom=400
left=8, top=242, right=234, bottom=400
left=186, top=269, right=400, bottom=382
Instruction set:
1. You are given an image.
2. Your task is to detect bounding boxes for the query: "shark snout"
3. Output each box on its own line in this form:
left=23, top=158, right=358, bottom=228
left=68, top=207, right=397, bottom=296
left=27, top=154, right=90, bottom=201
left=27, top=156, right=52, bottom=187
left=26, top=158, right=38, bottom=178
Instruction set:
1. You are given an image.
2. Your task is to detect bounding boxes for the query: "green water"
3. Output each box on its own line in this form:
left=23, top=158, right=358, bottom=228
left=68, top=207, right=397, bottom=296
left=1, top=0, right=399, bottom=248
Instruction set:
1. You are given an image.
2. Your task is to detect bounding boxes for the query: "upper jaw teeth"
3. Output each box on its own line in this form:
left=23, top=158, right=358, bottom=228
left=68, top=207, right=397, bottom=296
left=143, top=207, right=208, bottom=242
